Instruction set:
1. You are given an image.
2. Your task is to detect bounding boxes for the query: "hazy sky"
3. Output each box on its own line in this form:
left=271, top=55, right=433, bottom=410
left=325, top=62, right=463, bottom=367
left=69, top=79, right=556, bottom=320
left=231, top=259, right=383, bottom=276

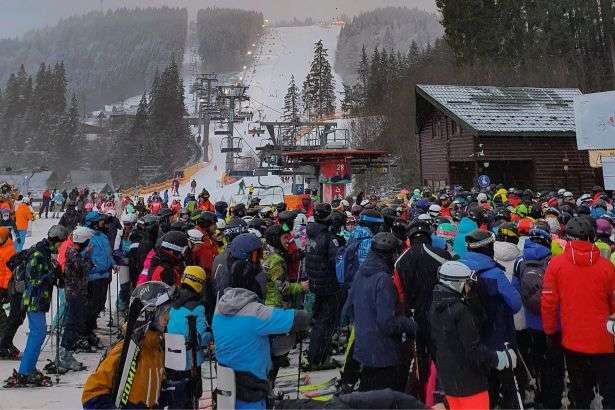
left=0, top=0, right=438, bottom=38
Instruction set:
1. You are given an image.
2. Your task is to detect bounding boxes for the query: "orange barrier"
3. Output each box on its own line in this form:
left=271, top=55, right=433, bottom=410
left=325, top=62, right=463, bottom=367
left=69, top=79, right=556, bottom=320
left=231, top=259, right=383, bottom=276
left=121, top=161, right=206, bottom=196
left=284, top=194, right=308, bottom=210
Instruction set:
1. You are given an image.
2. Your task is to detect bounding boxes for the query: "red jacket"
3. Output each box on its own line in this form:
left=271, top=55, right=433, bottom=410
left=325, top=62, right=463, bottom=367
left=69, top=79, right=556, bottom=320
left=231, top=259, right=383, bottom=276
left=192, top=230, right=218, bottom=275
left=197, top=199, right=215, bottom=213
left=541, top=240, right=615, bottom=354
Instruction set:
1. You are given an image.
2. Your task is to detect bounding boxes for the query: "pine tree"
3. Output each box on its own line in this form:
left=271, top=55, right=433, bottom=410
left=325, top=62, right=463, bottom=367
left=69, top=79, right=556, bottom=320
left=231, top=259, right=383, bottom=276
left=283, top=75, right=300, bottom=123
left=302, top=40, right=336, bottom=118
left=357, top=45, right=369, bottom=106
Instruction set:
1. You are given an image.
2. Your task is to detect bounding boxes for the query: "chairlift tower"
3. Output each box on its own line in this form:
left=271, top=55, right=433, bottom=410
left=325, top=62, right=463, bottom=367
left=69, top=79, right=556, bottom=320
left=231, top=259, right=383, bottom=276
left=192, top=73, right=219, bottom=161
left=215, top=84, right=250, bottom=174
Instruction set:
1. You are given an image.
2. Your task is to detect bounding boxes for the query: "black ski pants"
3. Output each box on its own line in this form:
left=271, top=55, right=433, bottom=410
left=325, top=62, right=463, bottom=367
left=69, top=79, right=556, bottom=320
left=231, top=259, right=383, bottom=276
left=308, top=291, right=341, bottom=366
left=85, top=278, right=108, bottom=335
left=359, top=365, right=405, bottom=392
left=0, top=291, right=26, bottom=349
left=61, top=294, right=86, bottom=351
left=565, top=349, right=615, bottom=409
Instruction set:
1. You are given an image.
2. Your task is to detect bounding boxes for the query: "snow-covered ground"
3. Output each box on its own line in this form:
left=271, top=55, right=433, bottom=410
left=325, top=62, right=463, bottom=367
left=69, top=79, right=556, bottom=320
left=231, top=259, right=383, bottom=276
left=178, top=25, right=345, bottom=205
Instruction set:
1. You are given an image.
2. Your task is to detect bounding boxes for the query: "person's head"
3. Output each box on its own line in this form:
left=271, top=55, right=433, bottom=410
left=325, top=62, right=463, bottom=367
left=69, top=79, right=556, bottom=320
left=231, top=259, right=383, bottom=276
left=497, top=222, right=519, bottom=244
left=466, top=203, right=484, bottom=224
left=0, top=227, right=10, bottom=246
left=407, top=220, right=432, bottom=245
left=181, top=266, right=206, bottom=294
left=200, top=189, right=210, bottom=200
left=517, top=218, right=534, bottom=236
left=392, top=218, right=410, bottom=242
left=438, top=260, right=476, bottom=294
left=0, top=209, right=10, bottom=223
left=371, top=232, right=402, bottom=269
left=85, top=211, right=105, bottom=230
left=72, top=226, right=94, bottom=249
left=465, top=229, right=496, bottom=258
left=358, top=209, right=384, bottom=234
left=132, top=281, right=175, bottom=332
left=314, top=203, right=332, bottom=224
left=265, top=224, right=287, bottom=252
left=228, top=233, right=263, bottom=294
left=435, top=222, right=457, bottom=244
left=595, top=218, right=613, bottom=241
left=157, top=231, right=189, bottom=262
left=528, top=228, right=552, bottom=248
left=192, top=211, right=217, bottom=234
left=187, top=228, right=204, bottom=246
left=47, top=225, right=69, bottom=253
left=233, top=203, right=247, bottom=218
left=329, top=210, right=348, bottom=234
left=565, top=217, right=595, bottom=242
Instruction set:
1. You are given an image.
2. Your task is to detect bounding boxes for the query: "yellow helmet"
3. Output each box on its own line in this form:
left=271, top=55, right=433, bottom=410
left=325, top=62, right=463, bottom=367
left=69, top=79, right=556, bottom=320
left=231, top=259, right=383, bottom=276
left=182, top=266, right=206, bottom=294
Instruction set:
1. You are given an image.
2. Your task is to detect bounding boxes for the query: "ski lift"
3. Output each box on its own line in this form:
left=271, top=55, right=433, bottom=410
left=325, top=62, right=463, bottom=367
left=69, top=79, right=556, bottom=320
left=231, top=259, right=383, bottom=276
left=247, top=122, right=265, bottom=137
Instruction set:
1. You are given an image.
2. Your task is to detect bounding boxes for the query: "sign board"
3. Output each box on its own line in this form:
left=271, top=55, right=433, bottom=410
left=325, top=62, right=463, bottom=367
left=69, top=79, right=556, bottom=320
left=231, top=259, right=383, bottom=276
left=588, top=150, right=615, bottom=167
left=477, top=174, right=491, bottom=188
left=602, top=156, right=615, bottom=190
left=574, top=91, right=615, bottom=150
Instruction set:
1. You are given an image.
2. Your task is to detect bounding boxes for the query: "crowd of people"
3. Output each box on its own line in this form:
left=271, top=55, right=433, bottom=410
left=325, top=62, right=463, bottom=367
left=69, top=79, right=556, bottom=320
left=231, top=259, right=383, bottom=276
left=0, top=182, right=614, bottom=409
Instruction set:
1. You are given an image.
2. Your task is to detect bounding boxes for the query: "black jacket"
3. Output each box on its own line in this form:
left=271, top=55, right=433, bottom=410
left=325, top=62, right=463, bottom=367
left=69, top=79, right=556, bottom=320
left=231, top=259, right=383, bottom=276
left=304, top=222, right=340, bottom=296
left=59, top=208, right=83, bottom=232
left=429, top=283, right=497, bottom=397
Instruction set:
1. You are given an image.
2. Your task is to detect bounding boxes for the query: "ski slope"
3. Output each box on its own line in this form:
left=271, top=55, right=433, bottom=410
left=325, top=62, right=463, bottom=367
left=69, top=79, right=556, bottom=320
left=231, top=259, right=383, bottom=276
left=179, top=25, right=345, bottom=205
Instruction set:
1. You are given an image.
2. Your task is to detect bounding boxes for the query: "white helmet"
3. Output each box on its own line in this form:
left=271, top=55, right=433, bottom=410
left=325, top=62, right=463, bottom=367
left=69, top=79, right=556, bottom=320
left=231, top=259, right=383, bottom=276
left=106, top=209, right=116, bottom=217
left=187, top=229, right=204, bottom=243
left=294, top=212, right=308, bottom=226
left=418, top=213, right=432, bottom=222
left=557, top=188, right=566, bottom=195
left=121, top=212, right=138, bottom=224
left=477, top=192, right=488, bottom=203
left=438, top=261, right=475, bottom=293
left=428, top=204, right=442, bottom=217
left=72, top=226, right=94, bottom=244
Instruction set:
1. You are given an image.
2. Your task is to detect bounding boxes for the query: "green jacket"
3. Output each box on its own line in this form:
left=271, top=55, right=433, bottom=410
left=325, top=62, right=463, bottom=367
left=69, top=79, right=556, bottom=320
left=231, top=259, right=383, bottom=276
left=262, top=246, right=302, bottom=307
left=23, top=239, right=59, bottom=313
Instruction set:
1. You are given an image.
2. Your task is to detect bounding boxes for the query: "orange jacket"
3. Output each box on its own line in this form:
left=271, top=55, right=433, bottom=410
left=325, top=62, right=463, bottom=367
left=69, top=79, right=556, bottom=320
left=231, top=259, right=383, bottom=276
left=0, top=238, right=16, bottom=289
left=15, top=203, right=33, bottom=230
left=82, top=330, right=165, bottom=408
left=197, top=199, right=215, bottom=212
left=191, top=230, right=218, bottom=275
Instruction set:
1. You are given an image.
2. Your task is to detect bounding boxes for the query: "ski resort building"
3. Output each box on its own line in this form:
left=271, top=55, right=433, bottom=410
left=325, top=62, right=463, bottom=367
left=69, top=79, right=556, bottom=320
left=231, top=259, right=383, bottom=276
left=416, top=84, right=598, bottom=193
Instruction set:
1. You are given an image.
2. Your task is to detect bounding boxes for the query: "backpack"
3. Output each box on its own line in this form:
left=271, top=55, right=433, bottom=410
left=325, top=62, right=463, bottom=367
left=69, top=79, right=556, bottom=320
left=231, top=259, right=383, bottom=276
left=519, top=257, right=550, bottom=315
left=6, top=248, right=34, bottom=295
left=336, top=237, right=367, bottom=286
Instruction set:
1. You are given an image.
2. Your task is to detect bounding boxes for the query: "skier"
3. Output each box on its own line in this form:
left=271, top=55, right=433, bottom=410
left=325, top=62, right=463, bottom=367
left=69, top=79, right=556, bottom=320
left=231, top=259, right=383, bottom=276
left=14, top=197, right=33, bottom=252
left=52, top=189, right=64, bottom=218
left=305, top=203, right=341, bottom=370
left=58, top=226, right=93, bottom=371
left=247, top=183, right=255, bottom=200
left=541, top=217, right=615, bottom=408
left=197, top=190, right=215, bottom=212
left=166, top=266, right=211, bottom=409
left=347, top=232, right=415, bottom=391
left=140, top=231, right=188, bottom=286
left=4, top=225, right=68, bottom=387
left=238, top=179, right=246, bottom=195
left=190, top=179, right=197, bottom=194
left=0, top=209, right=18, bottom=248
left=190, top=211, right=219, bottom=321
left=212, top=286, right=311, bottom=410
left=59, top=201, right=82, bottom=233
left=81, top=282, right=174, bottom=409
left=461, top=229, right=522, bottom=409
left=452, top=204, right=483, bottom=257
left=39, top=189, right=51, bottom=219
left=0, top=227, right=16, bottom=340
left=430, top=260, right=518, bottom=410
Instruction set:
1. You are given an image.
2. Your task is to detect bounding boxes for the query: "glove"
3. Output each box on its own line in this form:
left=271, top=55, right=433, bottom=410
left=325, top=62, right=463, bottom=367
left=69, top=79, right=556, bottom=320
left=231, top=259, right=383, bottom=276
left=607, top=318, right=615, bottom=336
left=495, top=348, right=517, bottom=370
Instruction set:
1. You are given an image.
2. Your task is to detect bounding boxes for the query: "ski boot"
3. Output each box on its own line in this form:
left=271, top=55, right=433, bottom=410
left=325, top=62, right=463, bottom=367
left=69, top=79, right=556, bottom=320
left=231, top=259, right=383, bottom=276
left=28, top=370, right=53, bottom=386
left=0, top=345, right=21, bottom=360
left=87, top=333, right=102, bottom=349
left=44, top=359, right=68, bottom=375
left=58, top=348, right=86, bottom=371
left=3, top=369, right=29, bottom=388
left=74, top=337, right=97, bottom=353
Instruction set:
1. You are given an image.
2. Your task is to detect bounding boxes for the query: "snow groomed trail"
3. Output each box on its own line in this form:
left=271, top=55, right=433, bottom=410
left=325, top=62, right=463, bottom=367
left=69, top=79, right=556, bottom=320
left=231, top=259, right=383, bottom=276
left=179, top=25, right=344, bottom=204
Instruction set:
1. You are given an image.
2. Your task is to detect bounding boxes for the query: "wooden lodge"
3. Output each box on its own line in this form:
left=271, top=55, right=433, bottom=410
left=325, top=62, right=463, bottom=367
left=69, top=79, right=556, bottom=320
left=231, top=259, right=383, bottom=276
left=416, top=84, right=600, bottom=193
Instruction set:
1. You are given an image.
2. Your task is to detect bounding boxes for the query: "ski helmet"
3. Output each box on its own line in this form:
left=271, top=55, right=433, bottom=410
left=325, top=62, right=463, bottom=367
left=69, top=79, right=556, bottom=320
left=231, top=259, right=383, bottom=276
left=187, top=228, right=204, bottom=244
left=528, top=228, right=552, bottom=247
left=233, top=203, right=247, bottom=217
left=84, top=211, right=103, bottom=227
left=158, top=208, right=174, bottom=219
left=497, top=222, right=519, bottom=242
left=0, top=209, right=9, bottom=221
left=48, top=225, right=69, bottom=243
left=565, top=217, right=595, bottom=242
left=215, top=201, right=229, bottom=214
left=181, top=266, right=206, bottom=294
left=192, top=211, right=217, bottom=228
left=229, top=233, right=262, bottom=260
left=121, top=212, right=138, bottom=224
left=407, top=220, right=431, bottom=239
left=371, top=232, right=401, bottom=254
left=466, top=204, right=485, bottom=223
left=329, top=211, right=348, bottom=231
left=438, top=260, right=475, bottom=293
left=314, top=203, right=332, bottom=223
left=72, top=226, right=94, bottom=245
left=223, top=218, right=249, bottom=241
left=131, top=281, right=175, bottom=331
left=595, top=218, right=613, bottom=237
left=358, top=209, right=384, bottom=233
left=391, top=218, right=409, bottom=241
left=200, top=189, right=210, bottom=199
left=465, top=229, right=495, bottom=250
left=159, top=231, right=189, bottom=255
left=517, top=218, right=534, bottom=236
left=428, top=204, right=442, bottom=218
left=264, top=224, right=284, bottom=250
left=415, top=199, right=430, bottom=213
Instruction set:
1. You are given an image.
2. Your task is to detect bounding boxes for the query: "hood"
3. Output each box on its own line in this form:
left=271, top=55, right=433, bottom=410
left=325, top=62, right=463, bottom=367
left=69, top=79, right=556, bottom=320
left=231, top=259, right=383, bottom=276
left=216, top=287, right=260, bottom=315
left=461, top=251, right=497, bottom=272
left=564, top=240, right=600, bottom=267
left=351, top=225, right=374, bottom=240
left=458, top=217, right=478, bottom=234
left=306, top=221, right=329, bottom=238
left=494, top=241, right=520, bottom=262
left=522, top=240, right=551, bottom=261
left=358, top=251, right=389, bottom=278
left=432, top=283, right=463, bottom=313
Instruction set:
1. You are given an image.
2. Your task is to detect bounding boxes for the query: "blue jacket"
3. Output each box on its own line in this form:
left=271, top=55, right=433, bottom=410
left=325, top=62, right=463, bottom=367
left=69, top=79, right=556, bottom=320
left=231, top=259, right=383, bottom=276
left=350, top=225, right=374, bottom=266
left=88, top=229, right=113, bottom=281
left=452, top=217, right=478, bottom=257
left=212, top=288, right=294, bottom=381
left=167, top=287, right=212, bottom=369
left=431, top=234, right=447, bottom=251
left=461, top=251, right=521, bottom=349
left=348, top=251, right=414, bottom=367
left=513, top=240, right=551, bottom=331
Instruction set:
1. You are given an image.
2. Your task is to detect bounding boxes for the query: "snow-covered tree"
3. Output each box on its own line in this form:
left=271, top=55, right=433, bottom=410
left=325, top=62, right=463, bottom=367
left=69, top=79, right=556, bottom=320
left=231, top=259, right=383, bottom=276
left=302, top=40, right=336, bottom=118
left=283, top=75, right=300, bottom=123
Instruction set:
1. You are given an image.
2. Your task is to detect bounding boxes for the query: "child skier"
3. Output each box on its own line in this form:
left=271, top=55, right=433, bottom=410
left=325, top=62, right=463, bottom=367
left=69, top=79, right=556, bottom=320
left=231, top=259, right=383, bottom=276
left=165, top=266, right=212, bottom=409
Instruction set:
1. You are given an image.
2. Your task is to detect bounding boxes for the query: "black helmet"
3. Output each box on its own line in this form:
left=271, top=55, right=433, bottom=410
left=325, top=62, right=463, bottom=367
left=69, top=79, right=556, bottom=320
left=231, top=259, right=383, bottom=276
left=248, top=216, right=267, bottom=235
left=276, top=202, right=287, bottom=213
left=233, top=203, right=247, bottom=217
left=329, top=210, right=347, bottom=230
left=200, top=189, right=210, bottom=199
left=407, top=220, right=431, bottom=238
left=565, top=217, right=595, bottom=241
left=314, top=203, right=332, bottom=223
left=264, top=224, right=284, bottom=249
left=158, top=231, right=189, bottom=254
left=48, top=225, right=69, bottom=242
left=371, top=232, right=401, bottom=254
left=391, top=218, right=409, bottom=241
left=158, top=207, right=174, bottom=219
left=192, top=211, right=217, bottom=228
left=215, top=201, right=228, bottom=214
left=223, top=218, right=249, bottom=241
left=466, top=203, right=485, bottom=223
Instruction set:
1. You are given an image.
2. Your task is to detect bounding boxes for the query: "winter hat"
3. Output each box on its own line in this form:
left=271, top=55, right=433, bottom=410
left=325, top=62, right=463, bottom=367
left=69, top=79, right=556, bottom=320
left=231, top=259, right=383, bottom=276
left=465, top=229, right=496, bottom=250
left=595, top=218, right=612, bottom=237
left=477, top=192, right=488, bottom=203
left=438, top=260, right=475, bottom=293
left=229, top=233, right=262, bottom=260
left=84, top=211, right=103, bottom=227
left=436, top=223, right=457, bottom=242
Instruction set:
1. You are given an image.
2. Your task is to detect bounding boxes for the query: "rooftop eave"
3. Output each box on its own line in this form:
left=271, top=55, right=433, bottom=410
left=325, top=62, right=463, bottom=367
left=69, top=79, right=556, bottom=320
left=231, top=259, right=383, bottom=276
left=475, top=130, right=577, bottom=137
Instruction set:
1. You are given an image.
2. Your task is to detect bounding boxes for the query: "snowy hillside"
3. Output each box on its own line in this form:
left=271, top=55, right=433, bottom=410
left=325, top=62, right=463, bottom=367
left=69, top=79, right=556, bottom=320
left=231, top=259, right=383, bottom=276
left=180, top=25, right=344, bottom=204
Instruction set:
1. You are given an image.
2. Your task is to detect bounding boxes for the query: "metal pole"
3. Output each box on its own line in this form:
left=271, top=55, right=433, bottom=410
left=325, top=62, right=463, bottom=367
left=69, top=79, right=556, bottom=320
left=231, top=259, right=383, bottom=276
left=55, top=287, right=60, bottom=384
left=504, top=342, right=524, bottom=410
left=226, top=98, right=235, bottom=173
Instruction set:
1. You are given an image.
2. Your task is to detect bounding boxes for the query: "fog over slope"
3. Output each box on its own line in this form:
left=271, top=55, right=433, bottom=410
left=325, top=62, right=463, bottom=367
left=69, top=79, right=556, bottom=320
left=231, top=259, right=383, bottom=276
left=1, top=0, right=437, bottom=38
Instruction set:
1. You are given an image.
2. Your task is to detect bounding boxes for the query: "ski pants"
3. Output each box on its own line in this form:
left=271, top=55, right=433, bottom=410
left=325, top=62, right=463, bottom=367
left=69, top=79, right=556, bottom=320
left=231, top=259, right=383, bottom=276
left=565, top=349, right=615, bottom=409
left=39, top=201, right=49, bottom=218
left=517, top=329, right=565, bottom=409
left=19, top=312, right=46, bottom=376
left=86, top=278, right=108, bottom=335
left=308, top=291, right=341, bottom=366
left=118, top=281, right=131, bottom=312
left=359, top=364, right=405, bottom=392
left=61, top=294, right=86, bottom=351
left=0, top=291, right=26, bottom=349
left=489, top=366, right=522, bottom=409
left=15, top=230, right=26, bottom=252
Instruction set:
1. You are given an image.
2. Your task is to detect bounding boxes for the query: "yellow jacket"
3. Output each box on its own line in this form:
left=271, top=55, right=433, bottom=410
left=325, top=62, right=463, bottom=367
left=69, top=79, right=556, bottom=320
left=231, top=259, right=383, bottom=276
left=82, top=330, right=165, bottom=408
left=494, top=188, right=508, bottom=204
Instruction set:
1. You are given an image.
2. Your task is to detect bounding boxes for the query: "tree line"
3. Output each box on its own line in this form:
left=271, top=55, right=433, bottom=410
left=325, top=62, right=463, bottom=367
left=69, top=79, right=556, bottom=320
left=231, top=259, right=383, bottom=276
left=0, top=7, right=187, bottom=111
left=343, top=1, right=615, bottom=192
left=197, top=8, right=264, bottom=72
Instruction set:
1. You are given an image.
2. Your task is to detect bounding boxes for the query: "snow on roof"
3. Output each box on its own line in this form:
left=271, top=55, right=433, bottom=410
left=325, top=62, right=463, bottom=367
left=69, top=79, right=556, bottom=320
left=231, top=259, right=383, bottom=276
left=0, top=171, right=54, bottom=195
left=416, top=84, right=582, bottom=136
left=68, top=170, right=115, bottom=190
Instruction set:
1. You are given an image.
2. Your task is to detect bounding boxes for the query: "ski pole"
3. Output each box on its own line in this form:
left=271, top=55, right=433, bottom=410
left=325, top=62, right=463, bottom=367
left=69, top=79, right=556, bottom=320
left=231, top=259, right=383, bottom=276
left=108, top=280, right=113, bottom=346
left=207, top=343, right=215, bottom=408
left=55, top=286, right=60, bottom=384
left=115, top=270, right=120, bottom=334
left=504, top=342, right=524, bottom=410
left=297, top=336, right=303, bottom=399
left=515, top=347, right=537, bottom=390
